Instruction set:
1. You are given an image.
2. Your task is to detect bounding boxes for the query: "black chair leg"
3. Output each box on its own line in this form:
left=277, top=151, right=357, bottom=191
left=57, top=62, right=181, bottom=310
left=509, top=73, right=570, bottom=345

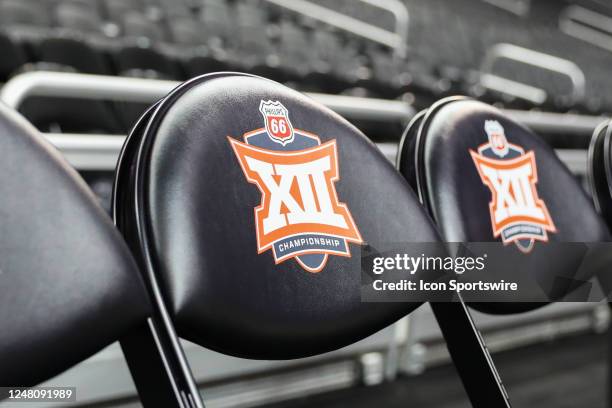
left=607, top=303, right=612, bottom=408
left=431, top=299, right=511, bottom=408
left=120, top=318, right=204, bottom=408
left=594, top=273, right=612, bottom=408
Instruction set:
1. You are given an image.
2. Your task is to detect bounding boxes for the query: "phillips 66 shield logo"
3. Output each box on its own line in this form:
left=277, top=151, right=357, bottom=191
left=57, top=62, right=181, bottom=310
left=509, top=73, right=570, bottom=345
left=228, top=100, right=362, bottom=272
left=470, top=120, right=556, bottom=253
left=259, top=100, right=294, bottom=145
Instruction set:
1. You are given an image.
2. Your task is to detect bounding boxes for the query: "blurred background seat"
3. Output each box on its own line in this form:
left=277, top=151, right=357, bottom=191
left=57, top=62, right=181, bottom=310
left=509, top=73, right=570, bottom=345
left=1, top=0, right=610, bottom=143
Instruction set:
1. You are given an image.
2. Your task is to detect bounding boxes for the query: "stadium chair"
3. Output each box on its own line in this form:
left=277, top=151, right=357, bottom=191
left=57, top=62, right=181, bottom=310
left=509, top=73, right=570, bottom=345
left=102, top=0, right=143, bottom=23
left=153, top=0, right=192, bottom=19
left=397, top=96, right=611, bottom=399
left=167, top=16, right=205, bottom=47
left=234, top=2, right=274, bottom=73
left=112, top=72, right=511, bottom=407
left=114, top=45, right=180, bottom=79
left=589, top=120, right=612, bottom=227
left=588, top=120, right=612, bottom=408
left=18, top=36, right=121, bottom=134
left=231, top=7, right=292, bottom=86
left=198, top=0, right=233, bottom=46
left=365, top=45, right=405, bottom=98
left=181, top=0, right=237, bottom=78
left=54, top=1, right=105, bottom=35
left=112, top=6, right=180, bottom=79
left=399, top=96, right=611, bottom=306
left=20, top=1, right=114, bottom=133
left=0, top=0, right=50, bottom=27
left=303, top=29, right=354, bottom=94
left=277, top=21, right=314, bottom=81
left=120, top=11, right=167, bottom=43
left=38, top=37, right=112, bottom=74
left=55, top=0, right=101, bottom=14
left=112, top=35, right=182, bottom=131
left=0, top=0, right=53, bottom=47
left=183, top=48, right=233, bottom=76
left=0, top=102, right=201, bottom=407
left=167, top=16, right=234, bottom=76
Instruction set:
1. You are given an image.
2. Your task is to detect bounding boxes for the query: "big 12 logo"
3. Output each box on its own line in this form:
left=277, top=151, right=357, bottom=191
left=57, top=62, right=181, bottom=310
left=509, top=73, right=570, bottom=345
left=228, top=100, right=362, bottom=272
left=470, top=120, right=556, bottom=253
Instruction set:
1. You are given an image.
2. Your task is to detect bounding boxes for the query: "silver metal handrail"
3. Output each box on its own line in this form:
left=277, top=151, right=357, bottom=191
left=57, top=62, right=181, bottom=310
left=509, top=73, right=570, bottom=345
left=46, top=133, right=588, bottom=178
left=4, top=71, right=607, bottom=132
left=504, top=109, right=606, bottom=135
left=559, top=5, right=612, bottom=53
left=263, top=0, right=408, bottom=57
left=360, top=0, right=409, bottom=56
left=0, top=71, right=605, bottom=173
left=480, top=43, right=587, bottom=105
left=0, top=72, right=178, bottom=108
left=0, top=71, right=415, bottom=121
left=45, top=133, right=125, bottom=170
left=481, top=0, right=531, bottom=16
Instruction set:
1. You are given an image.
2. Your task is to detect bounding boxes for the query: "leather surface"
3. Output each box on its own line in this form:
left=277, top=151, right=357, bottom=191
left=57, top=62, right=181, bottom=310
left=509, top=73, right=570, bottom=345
left=125, top=73, right=443, bottom=359
left=396, top=110, right=425, bottom=198
left=0, top=103, right=151, bottom=385
left=588, top=121, right=612, bottom=227
left=399, top=98, right=610, bottom=314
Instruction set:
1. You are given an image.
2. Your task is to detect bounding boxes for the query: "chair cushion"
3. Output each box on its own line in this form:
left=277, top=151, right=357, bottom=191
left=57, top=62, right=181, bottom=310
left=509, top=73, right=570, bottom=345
left=588, top=120, right=612, bottom=226
left=117, top=73, right=444, bottom=359
left=0, top=103, right=151, bottom=385
left=398, top=98, right=610, bottom=313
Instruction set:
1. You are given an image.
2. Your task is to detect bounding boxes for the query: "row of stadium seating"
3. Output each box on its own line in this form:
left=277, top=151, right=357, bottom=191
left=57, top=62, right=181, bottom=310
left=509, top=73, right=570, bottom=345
left=0, top=0, right=390, bottom=92
left=2, top=0, right=612, bottom=138
left=405, top=0, right=612, bottom=112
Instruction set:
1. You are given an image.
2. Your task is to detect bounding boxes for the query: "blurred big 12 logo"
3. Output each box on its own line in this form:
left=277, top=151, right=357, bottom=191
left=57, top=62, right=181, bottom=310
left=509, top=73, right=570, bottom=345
left=229, top=100, right=362, bottom=272
left=470, top=120, right=556, bottom=253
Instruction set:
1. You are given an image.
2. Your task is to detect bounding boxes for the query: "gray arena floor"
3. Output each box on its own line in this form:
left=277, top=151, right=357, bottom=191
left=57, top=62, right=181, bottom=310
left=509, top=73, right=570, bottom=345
left=263, top=332, right=607, bottom=408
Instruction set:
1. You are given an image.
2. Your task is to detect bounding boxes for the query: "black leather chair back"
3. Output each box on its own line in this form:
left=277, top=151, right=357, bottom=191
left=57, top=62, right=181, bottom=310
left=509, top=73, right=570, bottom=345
left=589, top=120, right=612, bottom=227
left=113, top=72, right=444, bottom=359
left=398, top=97, right=609, bottom=314
left=0, top=103, right=152, bottom=385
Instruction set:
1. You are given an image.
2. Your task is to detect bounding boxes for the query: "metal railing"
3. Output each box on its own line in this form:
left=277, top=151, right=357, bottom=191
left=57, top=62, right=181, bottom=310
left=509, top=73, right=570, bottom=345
left=3, top=71, right=606, bottom=130
left=480, top=43, right=587, bottom=105
left=0, top=71, right=605, bottom=175
left=263, top=0, right=409, bottom=57
left=559, top=5, right=612, bottom=54
left=0, top=71, right=416, bottom=121
left=481, top=0, right=531, bottom=16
